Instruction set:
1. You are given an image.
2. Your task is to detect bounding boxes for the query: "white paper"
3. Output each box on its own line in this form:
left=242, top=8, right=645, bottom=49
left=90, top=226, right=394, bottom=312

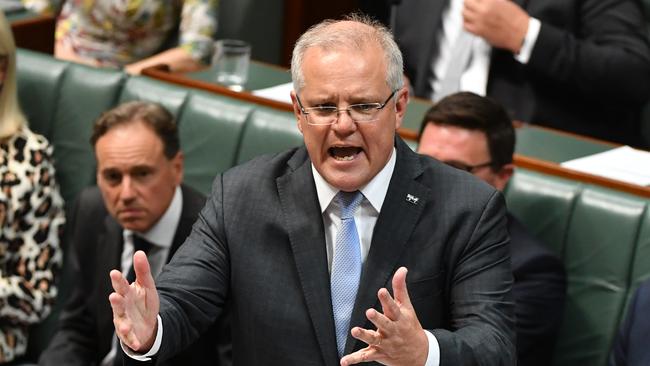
left=561, top=146, right=650, bottom=186
left=252, top=82, right=293, bottom=104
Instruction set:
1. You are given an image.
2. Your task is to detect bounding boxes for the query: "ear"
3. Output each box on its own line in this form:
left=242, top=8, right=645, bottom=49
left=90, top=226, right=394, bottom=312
left=494, top=163, right=514, bottom=191
left=290, top=90, right=305, bottom=134
left=394, top=87, right=409, bottom=130
left=171, top=151, right=184, bottom=186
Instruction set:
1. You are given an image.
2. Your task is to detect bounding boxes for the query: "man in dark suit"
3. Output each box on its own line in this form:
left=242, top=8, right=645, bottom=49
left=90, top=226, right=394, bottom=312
left=380, top=0, right=650, bottom=147
left=609, top=279, right=650, bottom=366
left=417, top=92, right=566, bottom=366
left=109, top=15, right=515, bottom=366
left=39, top=101, right=229, bottom=366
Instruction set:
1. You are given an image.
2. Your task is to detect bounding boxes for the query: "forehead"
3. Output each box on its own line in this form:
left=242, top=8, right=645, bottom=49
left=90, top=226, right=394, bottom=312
left=300, top=44, right=388, bottom=97
left=420, top=124, right=490, bottom=160
left=95, top=121, right=165, bottom=169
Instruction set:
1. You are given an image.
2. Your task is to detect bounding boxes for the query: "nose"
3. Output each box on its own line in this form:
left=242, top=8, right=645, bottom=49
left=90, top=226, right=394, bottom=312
left=331, top=109, right=357, bottom=133
left=119, top=176, right=137, bottom=202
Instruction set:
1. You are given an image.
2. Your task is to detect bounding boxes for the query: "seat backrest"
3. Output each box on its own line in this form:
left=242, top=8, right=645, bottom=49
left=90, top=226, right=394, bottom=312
left=505, top=169, right=650, bottom=366
left=177, top=91, right=254, bottom=194
left=235, top=106, right=303, bottom=164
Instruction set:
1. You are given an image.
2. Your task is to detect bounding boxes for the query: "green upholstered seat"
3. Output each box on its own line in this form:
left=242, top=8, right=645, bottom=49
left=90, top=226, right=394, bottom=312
left=178, top=91, right=253, bottom=194
left=505, top=169, right=650, bottom=366
left=118, top=76, right=189, bottom=116
left=16, top=48, right=68, bottom=139
left=235, top=106, right=303, bottom=164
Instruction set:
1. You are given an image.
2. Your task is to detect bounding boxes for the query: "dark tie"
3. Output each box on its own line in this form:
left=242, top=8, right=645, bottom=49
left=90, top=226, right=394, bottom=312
left=330, top=190, right=364, bottom=357
left=125, top=235, right=153, bottom=284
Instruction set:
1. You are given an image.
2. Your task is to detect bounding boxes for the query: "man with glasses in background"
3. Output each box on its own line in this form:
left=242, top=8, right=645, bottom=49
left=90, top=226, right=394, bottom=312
left=418, top=92, right=566, bottom=366
left=108, top=15, right=515, bottom=366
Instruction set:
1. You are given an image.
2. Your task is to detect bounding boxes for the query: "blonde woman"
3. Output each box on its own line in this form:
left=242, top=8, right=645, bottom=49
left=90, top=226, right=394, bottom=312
left=0, top=11, right=64, bottom=364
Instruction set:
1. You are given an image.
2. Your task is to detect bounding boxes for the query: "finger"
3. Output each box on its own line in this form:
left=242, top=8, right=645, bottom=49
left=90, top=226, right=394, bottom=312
left=350, top=326, right=382, bottom=347
left=366, top=308, right=393, bottom=333
left=340, top=347, right=379, bottom=366
left=378, top=287, right=401, bottom=321
left=392, top=267, right=414, bottom=309
left=108, top=292, right=126, bottom=317
left=133, top=251, right=155, bottom=289
left=110, top=269, right=130, bottom=295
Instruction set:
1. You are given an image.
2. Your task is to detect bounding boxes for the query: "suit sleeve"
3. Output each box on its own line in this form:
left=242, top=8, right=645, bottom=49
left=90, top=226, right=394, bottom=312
left=514, top=253, right=567, bottom=366
left=527, top=0, right=650, bottom=104
left=154, top=174, right=231, bottom=362
left=608, top=282, right=648, bottom=366
left=39, top=193, right=101, bottom=366
left=431, top=191, right=517, bottom=366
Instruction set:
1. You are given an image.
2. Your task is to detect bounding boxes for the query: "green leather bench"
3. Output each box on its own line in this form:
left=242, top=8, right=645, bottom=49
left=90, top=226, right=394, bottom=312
left=16, top=48, right=650, bottom=365
left=505, top=170, right=650, bottom=365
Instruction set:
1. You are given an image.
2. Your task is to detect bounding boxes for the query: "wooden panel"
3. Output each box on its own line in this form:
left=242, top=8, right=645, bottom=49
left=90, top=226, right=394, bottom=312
left=12, top=15, right=55, bottom=54
left=281, top=0, right=360, bottom=66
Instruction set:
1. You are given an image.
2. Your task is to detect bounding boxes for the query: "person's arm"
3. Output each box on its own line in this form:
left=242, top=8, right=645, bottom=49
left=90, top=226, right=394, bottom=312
left=109, top=174, right=230, bottom=361
left=463, top=0, right=650, bottom=104
left=0, top=137, right=65, bottom=360
left=124, top=0, right=219, bottom=75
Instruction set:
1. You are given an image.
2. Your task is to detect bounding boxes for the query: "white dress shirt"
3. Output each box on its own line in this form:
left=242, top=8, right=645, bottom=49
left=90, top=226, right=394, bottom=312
left=430, top=0, right=541, bottom=100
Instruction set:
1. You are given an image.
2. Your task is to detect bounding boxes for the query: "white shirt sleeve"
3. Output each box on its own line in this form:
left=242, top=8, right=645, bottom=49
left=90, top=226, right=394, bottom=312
left=514, top=17, right=541, bottom=64
left=423, top=330, right=441, bottom=366
left=121, top=314, right=164, bottom=361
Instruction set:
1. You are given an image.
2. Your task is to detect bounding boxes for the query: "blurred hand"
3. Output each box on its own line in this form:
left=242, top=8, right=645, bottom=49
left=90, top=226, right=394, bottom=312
left=109, top=251, right=160, bottom=352
left=340, top=267, right=429, bottom=366
left=463, top=0, right=530, bottom=53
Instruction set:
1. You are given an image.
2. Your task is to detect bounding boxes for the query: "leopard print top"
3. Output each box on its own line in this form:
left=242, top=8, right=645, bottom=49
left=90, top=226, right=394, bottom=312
left=0, top=127, right=64, bottom=363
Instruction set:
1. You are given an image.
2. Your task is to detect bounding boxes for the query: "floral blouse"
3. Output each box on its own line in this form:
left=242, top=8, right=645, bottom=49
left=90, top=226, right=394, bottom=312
left=0, top=127, right=64, bottom=363
left=41, top=0, right=218, bottom=67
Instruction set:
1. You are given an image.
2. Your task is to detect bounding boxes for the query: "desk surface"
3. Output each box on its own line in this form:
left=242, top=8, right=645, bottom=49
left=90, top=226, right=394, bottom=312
left=143, top=62, right=650, bottom=198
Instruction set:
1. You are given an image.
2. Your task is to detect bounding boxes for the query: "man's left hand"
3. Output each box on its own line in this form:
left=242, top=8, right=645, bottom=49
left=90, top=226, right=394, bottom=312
left=340, top=267, right=429, bottom=366
left=463, top=0, right=530, bottom=54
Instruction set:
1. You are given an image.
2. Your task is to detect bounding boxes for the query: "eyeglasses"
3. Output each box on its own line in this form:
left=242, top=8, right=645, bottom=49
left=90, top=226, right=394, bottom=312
left=443, top=160, right=492, bottom=173
left=296, top=90, right=397, bottom=125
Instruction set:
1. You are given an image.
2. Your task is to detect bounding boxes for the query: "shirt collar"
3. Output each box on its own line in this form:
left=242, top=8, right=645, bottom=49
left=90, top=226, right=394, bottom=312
left=313, top=147, right=396, bottom=214
left=123, top=186, right=183, bottom=248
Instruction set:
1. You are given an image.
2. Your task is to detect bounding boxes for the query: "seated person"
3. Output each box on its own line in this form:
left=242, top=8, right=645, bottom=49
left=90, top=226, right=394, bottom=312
left=32, top=0, right=219, bottom=75
left=0, top=11, right=65, bottom=364
left=39, top=101, right=230, bottom=366
left=609, top=278, right=650, bottom=366
left=417, top=91, right=567, bottom=366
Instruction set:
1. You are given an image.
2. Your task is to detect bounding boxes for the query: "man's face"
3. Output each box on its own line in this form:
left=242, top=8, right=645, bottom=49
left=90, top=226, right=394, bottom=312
left=291, top=44, right=408, bottom=192
left=95, top=121, right=183, bottom=233
left=418, top=123, right=512, bottom=190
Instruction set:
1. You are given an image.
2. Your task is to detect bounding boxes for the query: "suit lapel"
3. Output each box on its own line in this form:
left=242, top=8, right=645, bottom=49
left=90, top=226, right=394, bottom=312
left=277, top=148, right=339, bottom=366
left=346, top=139, right=430, bottom=355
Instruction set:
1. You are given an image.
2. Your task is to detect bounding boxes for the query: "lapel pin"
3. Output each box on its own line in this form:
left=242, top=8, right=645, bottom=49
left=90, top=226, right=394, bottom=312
left=406, top=194, right=419, bottom=205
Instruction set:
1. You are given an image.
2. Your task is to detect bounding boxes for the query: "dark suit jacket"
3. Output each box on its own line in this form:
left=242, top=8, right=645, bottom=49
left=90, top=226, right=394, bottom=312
left=392, top=0, right=650, bottom=147
left=609, top=279, right=650, bottom=366
left=39, top=184, right=229, bottom=366
left=148, top=138, right=515, bottom=365
left=508, top=214, right=566, bottom=366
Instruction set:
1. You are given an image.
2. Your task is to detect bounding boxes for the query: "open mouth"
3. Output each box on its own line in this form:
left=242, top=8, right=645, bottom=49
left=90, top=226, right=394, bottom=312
left=329, top=146, right=362, bottom=161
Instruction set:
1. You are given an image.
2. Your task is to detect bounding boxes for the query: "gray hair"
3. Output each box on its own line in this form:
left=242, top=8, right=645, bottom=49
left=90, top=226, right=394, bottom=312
left=290, top=13, right=404, bottom=94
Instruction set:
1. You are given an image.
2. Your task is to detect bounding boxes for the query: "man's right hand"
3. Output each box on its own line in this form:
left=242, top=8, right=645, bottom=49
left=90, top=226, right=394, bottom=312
left=109, top=250, right=160, bottom=352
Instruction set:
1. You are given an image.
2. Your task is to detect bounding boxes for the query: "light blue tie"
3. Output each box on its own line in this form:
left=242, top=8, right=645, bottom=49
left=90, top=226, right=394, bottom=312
left=330, top=190, right=364, bottom=357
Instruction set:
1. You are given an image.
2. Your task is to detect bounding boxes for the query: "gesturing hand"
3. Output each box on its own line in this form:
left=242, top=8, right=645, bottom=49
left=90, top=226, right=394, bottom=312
left=109, top=250, right=160, bottom=353
left=463, top=0, right=530, bottom=53
left=340, top=267, right=429, bottom=366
